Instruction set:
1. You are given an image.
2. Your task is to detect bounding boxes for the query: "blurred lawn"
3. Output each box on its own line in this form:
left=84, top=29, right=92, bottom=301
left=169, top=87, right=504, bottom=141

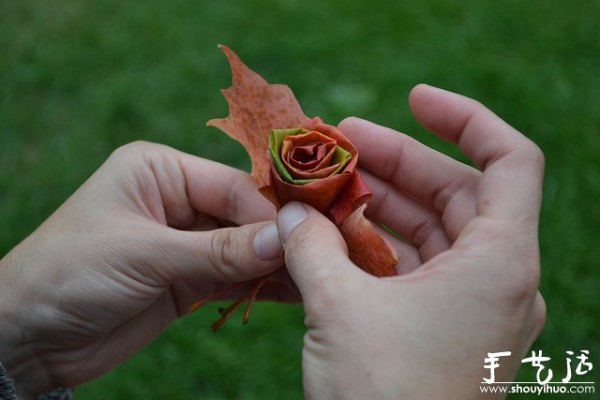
left=1, top=0, right=599, bottom=399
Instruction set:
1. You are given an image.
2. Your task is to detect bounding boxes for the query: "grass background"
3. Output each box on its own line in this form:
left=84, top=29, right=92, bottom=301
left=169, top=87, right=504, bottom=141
left=1, top=0, right=598, bottom=398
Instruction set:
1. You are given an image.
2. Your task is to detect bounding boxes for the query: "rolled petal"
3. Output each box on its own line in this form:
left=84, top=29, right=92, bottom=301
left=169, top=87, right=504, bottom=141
left=269, top=128, right=352, bottom=183
left=287, top=142, right=333, bottom=170
left=268, top=161, right=353, bottom=212
left=283, top=134, right=337, bottom=179
left=326, top=171, right=373, bottom=226
left=281, top=131, right=338, bottom=180
left=286, top=161, right=341, bottom=180
left=304, top=117, right=357, bottom=157
left=339, top=204, right=398, bottom=277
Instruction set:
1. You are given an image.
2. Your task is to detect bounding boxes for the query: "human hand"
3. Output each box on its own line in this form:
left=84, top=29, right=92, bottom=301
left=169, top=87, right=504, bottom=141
left=0, top=142, right=286, bottom=398
left=277, top=84, right=546, bottom=399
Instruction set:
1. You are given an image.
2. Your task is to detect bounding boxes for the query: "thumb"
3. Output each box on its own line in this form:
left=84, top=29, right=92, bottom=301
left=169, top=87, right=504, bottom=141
left=145, top=221, right=284, bottom=283
left=276, top=202, right=359, bottom=294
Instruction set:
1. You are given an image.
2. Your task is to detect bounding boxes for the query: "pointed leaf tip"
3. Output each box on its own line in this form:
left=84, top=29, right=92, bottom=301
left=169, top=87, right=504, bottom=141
left=207, top=46, right=310, bottom=185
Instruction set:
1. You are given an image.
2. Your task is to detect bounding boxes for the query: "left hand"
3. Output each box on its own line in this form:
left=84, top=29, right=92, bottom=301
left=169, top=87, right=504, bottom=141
left=0, top=142, right=286, bottom=398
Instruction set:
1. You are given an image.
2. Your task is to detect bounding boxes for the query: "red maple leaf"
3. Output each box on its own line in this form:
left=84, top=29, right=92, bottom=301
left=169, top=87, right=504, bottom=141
left=191, top=45, right=398, bottom=331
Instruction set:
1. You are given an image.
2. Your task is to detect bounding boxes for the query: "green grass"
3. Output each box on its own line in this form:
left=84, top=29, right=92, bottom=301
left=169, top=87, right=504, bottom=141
left=1, top=0, right=599, bottom=398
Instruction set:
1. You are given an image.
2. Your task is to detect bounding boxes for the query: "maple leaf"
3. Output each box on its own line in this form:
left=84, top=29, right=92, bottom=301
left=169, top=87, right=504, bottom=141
left=191, top=45, right=398, bottom=331
left=207, top=45, right=310, bottom=188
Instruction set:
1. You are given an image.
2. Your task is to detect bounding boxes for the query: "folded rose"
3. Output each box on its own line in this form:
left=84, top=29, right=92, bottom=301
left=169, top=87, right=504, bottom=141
left=191, top=46, right=398, bottom=330
left=264, top=122, right=359, bottom=213
left=271, top=128, right=351, bottom=183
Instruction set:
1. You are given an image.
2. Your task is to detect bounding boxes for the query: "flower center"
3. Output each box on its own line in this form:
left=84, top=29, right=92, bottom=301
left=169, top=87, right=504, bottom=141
left=268, top=128, right=352, bottom=184
left=289, top=142, right=331, bottom=170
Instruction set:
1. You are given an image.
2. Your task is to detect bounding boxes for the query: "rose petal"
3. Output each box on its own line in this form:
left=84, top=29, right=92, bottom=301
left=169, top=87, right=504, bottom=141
left=268, top=161, right=353, bottom=212
left=288, top=142, right=332, bottom=170
left=286, top=161, right=341, bottom=180
left=339, top=204, right=398, bottom=277
left=303, top=118, right=356, bottom=158
left=281, top=131, right=336, bottom=161
left=326, top=171, right=373, bottom=226
left=281, top=131, right=338, bottom=179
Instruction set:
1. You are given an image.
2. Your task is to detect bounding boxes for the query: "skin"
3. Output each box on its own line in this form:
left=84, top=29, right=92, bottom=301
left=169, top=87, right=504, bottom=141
left=276, top=84, right=546, bottom=399
left=0, top=84, right=545, bottom=399
left=0, top=142, right=286, bottom=398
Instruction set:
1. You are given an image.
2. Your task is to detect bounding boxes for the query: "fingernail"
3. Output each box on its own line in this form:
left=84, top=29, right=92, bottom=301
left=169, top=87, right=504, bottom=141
left=277, top=202, right=308, bottom=243
left=253, top=223, right=283, bottom=261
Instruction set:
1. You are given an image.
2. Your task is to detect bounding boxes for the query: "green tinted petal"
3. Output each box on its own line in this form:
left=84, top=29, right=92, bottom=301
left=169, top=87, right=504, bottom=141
left=267, top=128, right=352, bottom=186
left=331, top=145, right=352, bottom=174
left=268, top=128, right=309, bottom=183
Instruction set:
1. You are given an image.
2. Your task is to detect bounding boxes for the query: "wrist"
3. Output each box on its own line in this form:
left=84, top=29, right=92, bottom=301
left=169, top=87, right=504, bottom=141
left=0, top=246, right=55, bottom=399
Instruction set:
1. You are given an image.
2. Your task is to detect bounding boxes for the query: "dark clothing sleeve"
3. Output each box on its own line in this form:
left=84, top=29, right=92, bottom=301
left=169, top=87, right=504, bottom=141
left=0, top=362, right=73, bottom=400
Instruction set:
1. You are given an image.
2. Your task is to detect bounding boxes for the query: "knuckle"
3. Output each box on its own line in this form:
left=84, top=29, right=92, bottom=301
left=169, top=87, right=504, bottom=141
left=108, top=141, right=161, bottom=166
left=208, top=229, right=242, bottom=279
left=469, top=222, right=542, bottom=308
left=111, top=140, right=155, bottom=157
left=528, top=142, right=545, bottom=172
left=502, top=247, right=541, bottom=310
left=533, top=293, right=547, bottom=335
left=285, top=221, right=344, bottom=261
left=283, top=230, right=313, bottom=262
left=516, top=140, right=545, bottom=172
left=409, top=218, right=441, bottom=247
left=533, top=293, right=547, bottom=324
left=381, top=139, right=405, bottom=182
left=222, top=179, right=242, bottom=222
left=512, top=266, right=540, bottom=303
left=431, top=171, right=480, bottom=213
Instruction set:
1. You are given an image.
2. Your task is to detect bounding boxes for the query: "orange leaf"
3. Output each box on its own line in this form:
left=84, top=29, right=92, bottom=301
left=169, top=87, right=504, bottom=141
left=195, top=46, right=400, bottom=330
left=207, top=45, right=398, bottom=277
left=340, top=205, right=398, bottom=277
left=207, top=45, right=310, bottom=187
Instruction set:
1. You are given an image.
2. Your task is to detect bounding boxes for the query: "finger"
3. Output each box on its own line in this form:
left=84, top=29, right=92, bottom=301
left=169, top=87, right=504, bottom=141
left=337, top=117, right=479, bottom=243
left=338, top=117, right=481, bottom=217
left=140, top=220, right=284, bottom=284
left=110, top=142, right=276, bottom=230
left=409, top=84, right=544, bottom=221
left=276, top=202, right=364, bottom=295
left=178, top=152, right=277, bottom=224
left=359, top=167, right=453, bottom=259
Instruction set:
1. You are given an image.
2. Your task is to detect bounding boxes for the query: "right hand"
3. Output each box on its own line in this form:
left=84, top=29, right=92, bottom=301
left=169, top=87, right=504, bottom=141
left=277, top=84, right=546, bottom=399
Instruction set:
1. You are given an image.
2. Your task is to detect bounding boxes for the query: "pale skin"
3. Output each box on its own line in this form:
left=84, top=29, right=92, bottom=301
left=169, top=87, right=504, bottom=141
left=277, top=84, right=546, bottom=399
left=0, top=84, right=545, bottom=399
left=0, top=143, right=287, bottom=398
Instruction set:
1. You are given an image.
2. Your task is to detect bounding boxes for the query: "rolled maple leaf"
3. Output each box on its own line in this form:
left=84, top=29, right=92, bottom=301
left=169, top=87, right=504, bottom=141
left=263, top=120, right=367, bottom=221
left=192, top=46, right=398, bottom=331
left=207, top=45, right=398, bottom=276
